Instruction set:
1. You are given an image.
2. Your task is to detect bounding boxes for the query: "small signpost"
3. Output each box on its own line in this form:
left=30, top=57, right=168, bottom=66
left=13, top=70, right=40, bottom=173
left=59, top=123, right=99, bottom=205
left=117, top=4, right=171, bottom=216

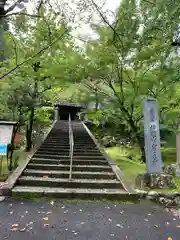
left=143, top=98, right=163, bottom=173
left=0, top=144, right=7, bottom=156
left=0, top=121, right=17, bottom=171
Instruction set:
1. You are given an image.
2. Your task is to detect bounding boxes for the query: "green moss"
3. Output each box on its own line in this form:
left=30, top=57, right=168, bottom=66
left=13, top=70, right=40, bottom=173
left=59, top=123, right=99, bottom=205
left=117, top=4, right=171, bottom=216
left=106, top=146, right=180, bottom=192
left=106, top=146, right=145, bottom=186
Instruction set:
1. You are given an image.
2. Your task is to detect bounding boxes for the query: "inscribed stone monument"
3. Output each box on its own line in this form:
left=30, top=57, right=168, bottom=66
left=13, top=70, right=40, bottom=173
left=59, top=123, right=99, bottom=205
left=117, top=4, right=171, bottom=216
left=143, top=98, right=163, bottom=173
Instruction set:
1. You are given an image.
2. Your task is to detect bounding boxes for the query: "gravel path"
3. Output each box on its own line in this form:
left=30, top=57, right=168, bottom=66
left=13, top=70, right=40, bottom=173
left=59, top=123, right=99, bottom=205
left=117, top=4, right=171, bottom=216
left=0, top=198, right=179, bottom=240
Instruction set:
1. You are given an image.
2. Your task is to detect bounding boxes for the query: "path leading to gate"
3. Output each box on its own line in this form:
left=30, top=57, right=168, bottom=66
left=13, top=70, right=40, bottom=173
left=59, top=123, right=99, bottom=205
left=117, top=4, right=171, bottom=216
left=0, top=198, right=179, bottom=240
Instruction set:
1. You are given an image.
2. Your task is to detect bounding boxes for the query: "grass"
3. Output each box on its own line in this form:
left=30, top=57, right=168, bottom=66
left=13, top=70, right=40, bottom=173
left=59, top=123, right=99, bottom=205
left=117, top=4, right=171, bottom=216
left=106, top=146, right=146, bottom=186
left=0, top=149, right=29, bottom=181
left=106, top=146, right=180, bottom=192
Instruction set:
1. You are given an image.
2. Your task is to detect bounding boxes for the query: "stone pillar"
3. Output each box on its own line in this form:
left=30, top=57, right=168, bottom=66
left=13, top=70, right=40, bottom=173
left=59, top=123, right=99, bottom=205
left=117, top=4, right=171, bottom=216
left=54, top=107, right=59, bottom=121
left=176, top=134, right=180, bottom=165
left=143, top=98, right=162, bottom=173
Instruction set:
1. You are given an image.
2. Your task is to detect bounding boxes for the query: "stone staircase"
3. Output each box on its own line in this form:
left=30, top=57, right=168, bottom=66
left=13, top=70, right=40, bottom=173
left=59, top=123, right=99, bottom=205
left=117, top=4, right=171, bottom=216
left=12, top=120, right=130, bottom=199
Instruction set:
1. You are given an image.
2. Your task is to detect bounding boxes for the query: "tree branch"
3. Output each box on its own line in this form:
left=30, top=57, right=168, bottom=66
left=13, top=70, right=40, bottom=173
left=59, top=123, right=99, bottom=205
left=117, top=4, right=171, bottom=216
left=90, top=0, right=124, bottom=48
left=0, top=29, right=68, bottom=80
left=7, top=31, right=18, bottom=65
left=5, top=0, right=24, bottom=14
left=39, top=85, right=52, bottom=94
left=5, top=12, right=40, bottom=18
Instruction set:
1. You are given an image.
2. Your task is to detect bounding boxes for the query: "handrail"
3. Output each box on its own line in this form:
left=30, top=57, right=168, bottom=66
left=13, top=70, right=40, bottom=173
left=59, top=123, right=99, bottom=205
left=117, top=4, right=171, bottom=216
left=68, top=113, right=74, bottom=180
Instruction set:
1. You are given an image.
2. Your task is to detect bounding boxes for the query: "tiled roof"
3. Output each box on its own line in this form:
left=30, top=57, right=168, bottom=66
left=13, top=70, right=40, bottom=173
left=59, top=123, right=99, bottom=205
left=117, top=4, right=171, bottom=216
left=54, top=102, right=82, bottom=108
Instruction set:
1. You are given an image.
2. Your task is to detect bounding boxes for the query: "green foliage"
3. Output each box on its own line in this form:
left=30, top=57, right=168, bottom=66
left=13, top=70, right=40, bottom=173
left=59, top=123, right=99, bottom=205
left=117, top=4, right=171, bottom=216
left=77, top=0, right=180, bottom=148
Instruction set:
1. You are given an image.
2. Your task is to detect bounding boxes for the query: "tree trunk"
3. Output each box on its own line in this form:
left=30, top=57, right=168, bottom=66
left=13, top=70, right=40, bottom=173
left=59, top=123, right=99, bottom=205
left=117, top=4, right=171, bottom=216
left=25, top=107, right=35, bottom=151
left=136, top=134, right=146, bottom=163
left=122, top=111, right=146, bottom=163
left=0, top=1, right=7, bottom=61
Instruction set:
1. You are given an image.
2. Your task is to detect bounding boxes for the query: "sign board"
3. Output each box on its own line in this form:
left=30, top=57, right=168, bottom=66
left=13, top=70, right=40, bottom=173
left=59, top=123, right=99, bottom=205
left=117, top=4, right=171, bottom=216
left=143, top=98, right=162, bottom=173
left=0, top=125, right=13, bottom=145
left=0, top=144, right=7, bottom=156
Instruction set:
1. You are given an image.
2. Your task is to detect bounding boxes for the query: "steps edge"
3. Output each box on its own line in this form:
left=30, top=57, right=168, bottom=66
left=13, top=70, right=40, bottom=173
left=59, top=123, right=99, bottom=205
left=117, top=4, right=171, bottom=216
left=0, top=121, right=57, bottom=196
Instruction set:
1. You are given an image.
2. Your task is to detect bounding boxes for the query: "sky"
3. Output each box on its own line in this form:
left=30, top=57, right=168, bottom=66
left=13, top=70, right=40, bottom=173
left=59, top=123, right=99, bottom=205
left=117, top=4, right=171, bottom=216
left=6, top=0, right=121, bottom=42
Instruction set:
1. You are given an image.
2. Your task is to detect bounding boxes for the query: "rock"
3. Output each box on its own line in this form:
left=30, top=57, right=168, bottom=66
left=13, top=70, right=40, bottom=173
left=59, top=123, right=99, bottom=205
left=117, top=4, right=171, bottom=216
left=135, top=173, right=175, bottom=189
left=147, top=191, right=158, bottom=200
left=164, top=163, right=180, bottom=177
left=0, top=196, right=5, bottom=202
left=173, top=197, right=180, bottom=206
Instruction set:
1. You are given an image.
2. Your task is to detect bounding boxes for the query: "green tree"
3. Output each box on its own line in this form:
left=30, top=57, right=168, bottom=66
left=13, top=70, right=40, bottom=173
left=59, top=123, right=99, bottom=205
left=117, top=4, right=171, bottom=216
left=80, top=0, right=180, bottom=161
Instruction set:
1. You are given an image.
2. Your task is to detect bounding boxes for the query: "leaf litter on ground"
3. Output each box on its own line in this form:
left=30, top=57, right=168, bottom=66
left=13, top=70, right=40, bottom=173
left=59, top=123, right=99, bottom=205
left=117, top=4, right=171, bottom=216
left=12, top=224, right=19, bottom=227
left=46, top=212, right=52, bottom=215
left=19, top=228, right=26, bottom=232
left=43, top=224, right=50, bottom=227
left=41, top=217, right=49, bottom=221
left=9, top=228, right=18, bottom=232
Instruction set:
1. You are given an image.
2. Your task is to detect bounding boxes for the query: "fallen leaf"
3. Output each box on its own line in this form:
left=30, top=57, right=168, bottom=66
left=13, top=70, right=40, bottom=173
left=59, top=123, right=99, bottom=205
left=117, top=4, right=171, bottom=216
left=19, top=228, right=26, bottom=232
left=12, top=224, right=19, bottom=227
left=43, top=224, right=49, bottom=227
left=9, top=228, right=18, bottom=231
left=116, top=224, right=123, bottom=228
left=41, top=217, right=48, bottom=221
left=26, top=222, right=33, bottom=226
left=46, top=212, right=52, bottom=215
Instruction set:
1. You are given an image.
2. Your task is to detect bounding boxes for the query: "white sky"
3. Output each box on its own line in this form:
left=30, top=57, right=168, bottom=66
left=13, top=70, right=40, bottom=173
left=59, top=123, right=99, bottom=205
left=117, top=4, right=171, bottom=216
left=7, top=0, right=121, bottom=42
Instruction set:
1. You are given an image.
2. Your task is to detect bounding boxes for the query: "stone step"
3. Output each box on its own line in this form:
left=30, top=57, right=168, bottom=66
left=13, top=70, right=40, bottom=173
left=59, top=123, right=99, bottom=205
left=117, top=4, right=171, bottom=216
left=34, top=152, right=103, bottom=158
left=27, top=163, right=112, bottom=172
left=39, top=148, right=99, bottom=152
left=33, top=154, right=68, bottom=159
left=41, top=144, right=96, bottom=148
left=39, top=146, right=98, bottom=150
left=17, top=176, right=122, bottom=189
left=33, top=154, right=105, bottom=160
left=37, top=149, right=101, bottom=154
left=23, top=169, right=115, bottom=179
left=31, top=158, right=109, bottom=165
left=43, top=141, right=95, bottom=144
left=12, top=186, right=133, bottom=200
